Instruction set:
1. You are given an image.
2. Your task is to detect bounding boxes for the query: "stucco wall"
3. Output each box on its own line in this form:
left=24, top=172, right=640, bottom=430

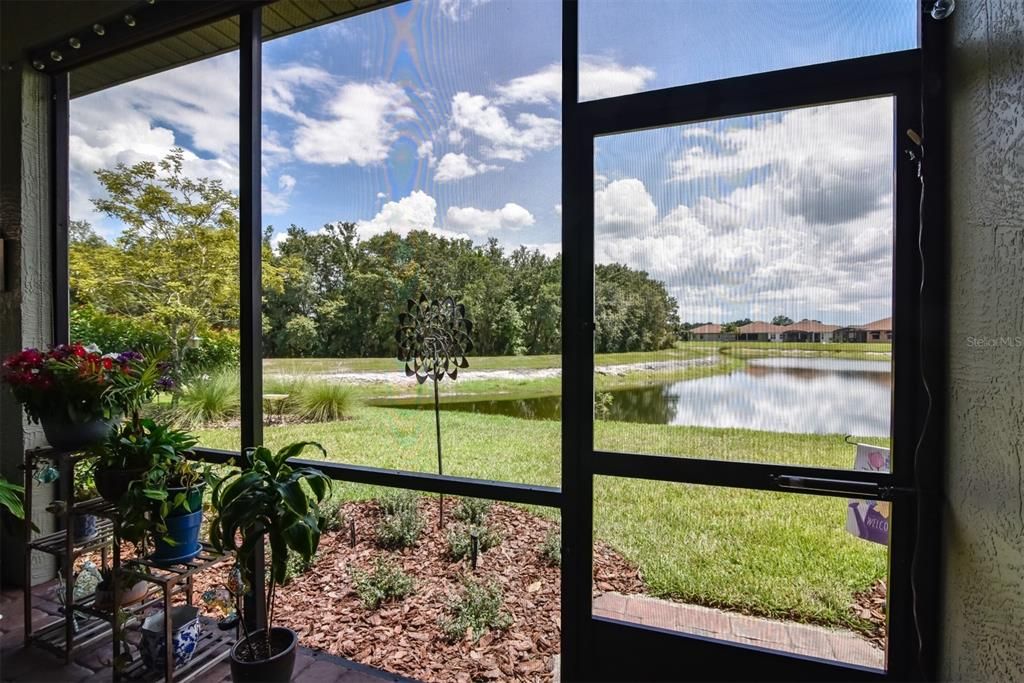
left=942, top=1, right=1024, bottom=680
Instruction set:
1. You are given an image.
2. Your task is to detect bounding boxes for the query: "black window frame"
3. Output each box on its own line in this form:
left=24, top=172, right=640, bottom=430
left=44, top=1, right=946, bottom=680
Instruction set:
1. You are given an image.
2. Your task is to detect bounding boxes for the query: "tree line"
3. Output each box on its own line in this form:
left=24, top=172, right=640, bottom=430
left=70, top=150, right=682, bottom=364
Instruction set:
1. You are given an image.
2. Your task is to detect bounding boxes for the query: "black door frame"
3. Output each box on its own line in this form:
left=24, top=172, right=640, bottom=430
left=41, top=1, right=945, bottom=680
left=560, top=2, right=943, bottom=680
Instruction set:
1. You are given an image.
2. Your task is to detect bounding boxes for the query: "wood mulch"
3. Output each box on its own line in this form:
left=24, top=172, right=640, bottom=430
left=851, top=579, right=887, bottom=648
left=188, top=498, right=642, bottom=682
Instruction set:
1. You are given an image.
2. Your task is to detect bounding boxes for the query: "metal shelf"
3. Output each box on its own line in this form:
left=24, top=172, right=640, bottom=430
left=28, top=519, right=115, bottom=556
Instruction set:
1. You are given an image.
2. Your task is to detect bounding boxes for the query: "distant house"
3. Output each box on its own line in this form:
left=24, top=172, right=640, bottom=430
left=782, top=319, right=840, bottom=343
left=862, top=317, right=893, bottom=343
left=737, top=321, right=786, bottom=342
left=833, top=326, right=868, bottom=343
left=689, top=323, right=723, bottom=342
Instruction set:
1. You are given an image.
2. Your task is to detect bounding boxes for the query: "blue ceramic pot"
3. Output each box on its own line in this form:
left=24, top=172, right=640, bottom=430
left=150, top=508, right=203, bottom=565
left=140, top=605, right=202, bottom=672
left=73, top=514, right=98, bottom=542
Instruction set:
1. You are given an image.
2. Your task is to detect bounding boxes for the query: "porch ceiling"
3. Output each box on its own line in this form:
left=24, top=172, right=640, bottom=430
left=70, top=0, right=393, bottom=97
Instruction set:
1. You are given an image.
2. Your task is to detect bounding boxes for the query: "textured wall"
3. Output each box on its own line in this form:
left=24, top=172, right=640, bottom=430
left=0, top=64, right=56, bottom=586
left=942, top=0, right=1024, bottom=680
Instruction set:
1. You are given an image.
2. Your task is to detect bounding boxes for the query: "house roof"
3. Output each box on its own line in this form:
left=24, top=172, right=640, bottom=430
left=861, top=317, right=893, bottom=331
left=787, top=319, right=841, bottom=333
left=738, top=321, right=786, bottom=334
left=690, top=324, right=722, bottom=334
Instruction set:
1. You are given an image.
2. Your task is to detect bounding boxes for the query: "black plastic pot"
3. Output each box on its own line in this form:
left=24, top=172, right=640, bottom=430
left=40, top=414, right=116, bottom=452
left=94, top=465, right=148, bottom=501
left=229, top=627, right=297, bottom=682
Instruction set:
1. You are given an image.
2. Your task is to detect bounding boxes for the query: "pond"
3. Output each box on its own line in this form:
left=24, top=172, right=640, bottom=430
left=377, top=357, right=893, bottom=436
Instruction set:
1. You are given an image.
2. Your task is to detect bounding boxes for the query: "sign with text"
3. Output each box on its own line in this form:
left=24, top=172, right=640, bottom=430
left=845, top=443, right=891, bottom=545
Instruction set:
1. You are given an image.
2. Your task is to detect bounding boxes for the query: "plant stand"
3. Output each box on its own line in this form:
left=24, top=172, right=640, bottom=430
left=21, top=447, right=237, bottom=682
left=22, top=447, right=114, bottom=661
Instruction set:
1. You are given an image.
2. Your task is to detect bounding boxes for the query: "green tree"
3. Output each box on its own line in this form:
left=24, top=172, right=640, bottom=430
left=772, top=315, right=794, bottom=326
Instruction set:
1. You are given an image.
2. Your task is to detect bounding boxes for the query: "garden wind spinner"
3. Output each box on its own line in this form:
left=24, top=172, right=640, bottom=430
left=395, top=294, right=473, bottom=528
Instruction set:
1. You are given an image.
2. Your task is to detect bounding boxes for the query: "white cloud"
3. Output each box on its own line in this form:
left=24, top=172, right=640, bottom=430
left=438, top=0, right=492, bottom=21
left=356, top=191, right=468, bottom=241
left=449, top=92, right=559, bottom=163
left=445, top=202, right=535, bottom=236
left=554, top=204, right=562, bottom=216
left=263, top=174, right=296, bottom=215
left=417, top=140, right=436, bottom=165
left=595, top=99, right=895, bottom=324
left=496, top=57, right=655, bottom=105
left=293, top=81, right=415, bottom=166
left=433, top=152, right=501, bottom=182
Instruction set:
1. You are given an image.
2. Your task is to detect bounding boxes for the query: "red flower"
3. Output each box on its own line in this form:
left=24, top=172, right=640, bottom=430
left=102, top=358, right=113, bottom=370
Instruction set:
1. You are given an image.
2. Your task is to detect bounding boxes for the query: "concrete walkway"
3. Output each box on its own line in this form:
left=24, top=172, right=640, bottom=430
left=593, top=592, right=884, bottom=670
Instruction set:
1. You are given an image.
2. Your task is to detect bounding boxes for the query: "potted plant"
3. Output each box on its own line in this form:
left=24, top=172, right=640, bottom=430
left=209, top=442, right=331, bottom=682
left=94, top=566, right=149, bottom=610
left=72, top=459, right=99, bottom=541
left=1, top=344, right=121, bottom=450
left=112, top=420, right=206, bottom=565
left=1, top=345, right=174, bottom=451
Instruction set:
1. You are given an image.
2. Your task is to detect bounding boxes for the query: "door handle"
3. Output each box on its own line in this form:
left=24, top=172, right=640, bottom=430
left=771, top=474, right=890, bottom=498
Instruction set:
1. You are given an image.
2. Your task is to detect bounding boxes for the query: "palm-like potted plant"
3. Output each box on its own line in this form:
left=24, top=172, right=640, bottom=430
left=208, top=442, right=331, bottom=683
left=108, top=420, right=207, bottom=565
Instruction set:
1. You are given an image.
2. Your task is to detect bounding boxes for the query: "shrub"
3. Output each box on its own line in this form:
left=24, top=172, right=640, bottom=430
left=439, top=579, right=512, bottom=642
left=595, top=392, right=614, bottom=420
left=170, top=369, right=240, bottom=427
left=351, top=558, right=414, bottom=609
left=541, top=529, right=561, bottom=567
left=283, top=550, right=317, bottom=585
left=375, top=491, right=423, bottom=549
left=318, top=496, right=346, bottom=532
left=446, top=523, right=500, bottom=561
left=451, top=497, right=492, bottom=526
left=297, top=381, right=352, bottom=422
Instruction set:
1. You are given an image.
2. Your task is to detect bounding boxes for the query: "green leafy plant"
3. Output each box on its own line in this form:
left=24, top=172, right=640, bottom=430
left=351, top=558, right=414, bottom=609
left=541, top=529, right=561, bottom=567
left=375, top=491, right=424, bottom=549
left=446, top=523, right=500, bottom=561
left=318, top=497, right=346, bottom=533
left=451, top=497, right=492, bottom=525
left=208, top=442, right=332, bottom=660
left=73, top=459, right=98, bottom=501
left=0, top=477, right=26, bottom=520
left=296, top=382, right=352, bottom=422
left=99, top=419, right=203, bottom=546
left=439, top=579, right=512, bottom=642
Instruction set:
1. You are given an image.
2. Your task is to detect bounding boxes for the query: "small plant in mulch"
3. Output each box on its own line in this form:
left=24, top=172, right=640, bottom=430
left=439, top=578, right=512, bottom=643
left=541, top=529, right=561, bottom=567
left=375, top=491, right=425, bottom=549
left=446, top=523, right=501, bottom=561
left=452, top=497, right=492, bottom=525
left=351, top=557, right=415, bottom=609
left=319, top=497, right=347, bottom=532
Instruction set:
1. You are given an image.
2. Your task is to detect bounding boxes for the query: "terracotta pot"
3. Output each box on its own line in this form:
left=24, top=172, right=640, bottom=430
left=94, top=579, right=148, bottom=610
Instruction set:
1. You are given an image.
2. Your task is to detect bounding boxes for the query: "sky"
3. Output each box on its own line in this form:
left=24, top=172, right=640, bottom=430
left=69, top=0, right=917, bottom=325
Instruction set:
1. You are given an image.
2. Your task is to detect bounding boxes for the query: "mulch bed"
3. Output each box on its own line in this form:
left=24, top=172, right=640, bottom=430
left=188, top=499, right=642, bottom=682
left=851, top=579, right=887, bottom=648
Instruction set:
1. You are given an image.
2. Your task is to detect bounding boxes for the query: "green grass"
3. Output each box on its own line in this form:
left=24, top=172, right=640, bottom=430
left=197, top=406, right=889, bottom=631
left=264, top=348, right=710, bottom=375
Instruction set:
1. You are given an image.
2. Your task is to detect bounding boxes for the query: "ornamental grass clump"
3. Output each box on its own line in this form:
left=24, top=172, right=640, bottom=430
left=439, top=579, right=512, bottom=642
left=351, top=558, right=414, bottom=609
left=296, top=381, right=352, bottom=422
left=170, top=369, right=240, bottom=427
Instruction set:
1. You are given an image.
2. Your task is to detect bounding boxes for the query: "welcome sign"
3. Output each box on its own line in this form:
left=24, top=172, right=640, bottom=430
left=846, top=443, right=891, bottom=545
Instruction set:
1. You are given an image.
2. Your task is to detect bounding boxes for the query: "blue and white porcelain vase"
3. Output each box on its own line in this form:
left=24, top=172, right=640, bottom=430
left=140, top=605, right=202, bottom=672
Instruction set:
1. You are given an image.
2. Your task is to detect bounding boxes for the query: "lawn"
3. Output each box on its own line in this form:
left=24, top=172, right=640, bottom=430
left=197, top=407, right=888, bottom=631
left=263, top=347, right=710, bottom=375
